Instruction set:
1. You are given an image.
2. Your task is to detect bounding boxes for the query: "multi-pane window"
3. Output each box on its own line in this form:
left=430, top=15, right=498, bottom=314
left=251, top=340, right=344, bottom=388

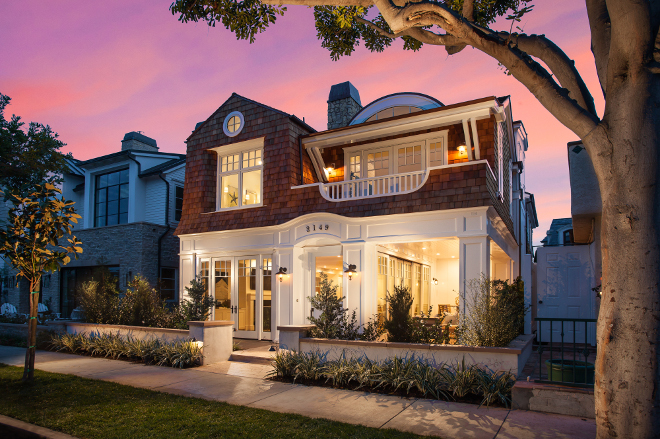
left=175, top=186, right=184, bottom=221
left=367, top=150, right=390, bottom=178
left=349, top=154, right=361, bottom=180
left=378, top=255, right=388, bottom=275
left=263, top=258, right=272, bottom=333
left=95, top=169, right=129, bottom=227
left=397, top=145, right=422, bottom=173
left=218, top=148, right=262, bottom=209
left=226, top=115, right=241, bottom=134
left=429, top=140, right=444, bottom=167
left=160, top=268, right=177, bottom=301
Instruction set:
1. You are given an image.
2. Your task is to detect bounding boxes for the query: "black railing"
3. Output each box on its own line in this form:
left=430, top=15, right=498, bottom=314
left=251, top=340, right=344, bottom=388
left=535, top=317, right=597, bottom=388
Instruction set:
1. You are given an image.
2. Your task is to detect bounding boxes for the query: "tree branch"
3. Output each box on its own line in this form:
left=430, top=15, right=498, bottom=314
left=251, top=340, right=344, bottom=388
left=508, top=33, right=598, bottom=117
left=585, top=0, right=610, bottom=96
left=462, top=0, right=474, bottom=22
left=355, top=16, right=461, bottom=46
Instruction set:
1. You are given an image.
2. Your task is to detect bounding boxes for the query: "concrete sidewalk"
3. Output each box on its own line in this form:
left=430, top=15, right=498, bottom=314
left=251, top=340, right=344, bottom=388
left=0, top=346, right=595, bottom=439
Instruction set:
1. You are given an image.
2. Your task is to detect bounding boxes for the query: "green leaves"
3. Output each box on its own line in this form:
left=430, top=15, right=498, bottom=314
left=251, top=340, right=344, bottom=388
left=0, top=184, right=82, bottom=289
left=0, top=94, right=71, bottom=194
left=170, top=0, right=286, bottom=43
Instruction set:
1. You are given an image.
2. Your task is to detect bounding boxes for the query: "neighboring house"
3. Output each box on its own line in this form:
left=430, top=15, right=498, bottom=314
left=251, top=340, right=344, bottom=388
left=0, top=132, right=186, bottom=316
left=175, top=82, right=538, bottom=340
left=534, top=141, right=602, bottom=344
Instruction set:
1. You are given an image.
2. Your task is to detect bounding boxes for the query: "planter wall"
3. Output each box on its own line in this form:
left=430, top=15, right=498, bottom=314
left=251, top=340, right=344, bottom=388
left=43, top=320, right=233, bottom=365
left=278, top=325, right=534, bottom=375
left=0, top=322, right=52, bottom=338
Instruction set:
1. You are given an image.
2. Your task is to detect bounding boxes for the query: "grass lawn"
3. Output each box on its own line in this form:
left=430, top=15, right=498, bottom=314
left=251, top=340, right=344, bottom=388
left=0, top=364, right=421, bottom=439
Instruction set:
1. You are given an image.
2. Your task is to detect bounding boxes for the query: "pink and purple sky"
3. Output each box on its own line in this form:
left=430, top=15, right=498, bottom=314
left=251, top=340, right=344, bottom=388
left=0, top=1, right=602, bottom=245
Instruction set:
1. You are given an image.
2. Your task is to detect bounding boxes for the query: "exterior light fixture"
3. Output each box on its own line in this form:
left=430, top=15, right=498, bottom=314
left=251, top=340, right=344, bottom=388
left=276, top=267, right=287, bottom=282
left=344, top=264, right=357, bottom=280
left=433, top=278, right=438, bottom=285
left=458, top=145, right=467, bottom=154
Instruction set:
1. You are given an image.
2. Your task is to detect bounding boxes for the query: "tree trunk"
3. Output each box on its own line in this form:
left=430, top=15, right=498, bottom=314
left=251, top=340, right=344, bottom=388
left=22, top=278, right=39, bottom=382
left=586, top=70, right=660, bottom=438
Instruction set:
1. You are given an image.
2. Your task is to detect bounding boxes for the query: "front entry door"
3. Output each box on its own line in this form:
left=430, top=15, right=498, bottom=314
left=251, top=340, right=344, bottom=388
left=211, top=256, right=272, bottom=339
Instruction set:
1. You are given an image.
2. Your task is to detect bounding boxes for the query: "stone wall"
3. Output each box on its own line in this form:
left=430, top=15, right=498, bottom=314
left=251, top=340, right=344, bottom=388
left=327, top=97, right=362, bottom=130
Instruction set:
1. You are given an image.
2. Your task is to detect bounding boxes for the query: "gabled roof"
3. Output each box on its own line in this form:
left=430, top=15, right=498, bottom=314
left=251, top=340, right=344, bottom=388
left=140, top=158, right=186, bottom=177
left=77, top=150, right=185, bottom=167
left=188, top=92, right=317, bottom=141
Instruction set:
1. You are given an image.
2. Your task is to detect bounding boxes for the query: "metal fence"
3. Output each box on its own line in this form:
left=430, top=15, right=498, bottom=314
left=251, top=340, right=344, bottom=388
left=535, top=317, right=597, bottom=388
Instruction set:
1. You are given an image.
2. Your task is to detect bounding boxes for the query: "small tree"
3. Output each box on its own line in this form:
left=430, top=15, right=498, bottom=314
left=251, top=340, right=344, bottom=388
left=308, top=272, right=345, bottom=339
left=0, top=184, right=81, bottom=381
left=308, top=272, right=383, bottom=340
left=384, top=284, right=414, bottom=342
left=178, top=275, right=216, bottom=325
left=118, top=275, right=169, bottom=327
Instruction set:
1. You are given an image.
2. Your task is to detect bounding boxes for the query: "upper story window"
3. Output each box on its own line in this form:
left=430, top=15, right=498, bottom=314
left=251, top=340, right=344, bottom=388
left=174, top=186, right=184, bottom=221
left=563, top=229, right=574, bottom=246
left=223, top=111, right=245, bottom=137
left=345, top=133, right=446, bottom=180
left=216, top=146, right=263, bottom=210
left=95, top=169, right=129, bottom=227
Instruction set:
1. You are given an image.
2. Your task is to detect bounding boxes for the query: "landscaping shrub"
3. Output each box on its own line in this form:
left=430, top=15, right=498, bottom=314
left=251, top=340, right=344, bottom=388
left=77, top=267, right=121, bottom=324
left=49, top=331, right=203, bottom=368
left=268, top=351, right=515, bottom=408
left=176, top=276, right=215, bottom=326
left=308, top=272, right=384, bottom=341
left=456, top=275, right=529, bottom=347
left=117, top=276, right=170, bottom=327
left=384, top=284, right=451, bottom=344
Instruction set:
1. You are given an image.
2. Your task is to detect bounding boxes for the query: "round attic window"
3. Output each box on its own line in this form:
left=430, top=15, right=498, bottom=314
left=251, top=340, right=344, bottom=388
left=223, top=111, right=245, bottom=137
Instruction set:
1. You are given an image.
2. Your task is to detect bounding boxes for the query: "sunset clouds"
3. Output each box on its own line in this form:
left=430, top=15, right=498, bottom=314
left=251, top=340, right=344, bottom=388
left=0, top=1, right=602, bottom=244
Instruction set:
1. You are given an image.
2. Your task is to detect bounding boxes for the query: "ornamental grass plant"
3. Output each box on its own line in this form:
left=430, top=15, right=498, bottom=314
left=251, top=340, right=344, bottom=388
left=269, top=350, right=516, bottom=408
left=49, top=332, right=203, bottom=368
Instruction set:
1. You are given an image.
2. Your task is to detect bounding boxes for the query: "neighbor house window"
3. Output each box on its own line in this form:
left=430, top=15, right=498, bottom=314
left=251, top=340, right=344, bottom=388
left=218, top=148, right=263, bottom=209
left=95, top=169, right=129, bottom=227
left=174, top=186, right=184, bottom=221
left=160, top=267, right=177, bottom=302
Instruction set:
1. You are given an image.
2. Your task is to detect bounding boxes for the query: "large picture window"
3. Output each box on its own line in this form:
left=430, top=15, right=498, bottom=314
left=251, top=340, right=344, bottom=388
left=95, top=169, right=129, bottom=227
left=218, top=148, right=263, bottom=210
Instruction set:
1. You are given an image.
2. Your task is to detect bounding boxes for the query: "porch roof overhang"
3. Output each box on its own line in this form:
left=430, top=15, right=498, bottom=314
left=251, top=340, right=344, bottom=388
left=301, top=96, right=505, bottom=182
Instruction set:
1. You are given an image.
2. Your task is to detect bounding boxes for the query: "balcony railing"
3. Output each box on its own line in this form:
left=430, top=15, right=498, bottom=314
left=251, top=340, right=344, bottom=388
left=320, top=170, right=427, bottom=202
left=534, top=317, right=597, bottom=388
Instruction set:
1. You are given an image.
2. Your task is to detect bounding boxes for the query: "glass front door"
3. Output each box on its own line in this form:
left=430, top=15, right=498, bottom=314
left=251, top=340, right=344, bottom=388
left=210, top=255, right=273, bottom=339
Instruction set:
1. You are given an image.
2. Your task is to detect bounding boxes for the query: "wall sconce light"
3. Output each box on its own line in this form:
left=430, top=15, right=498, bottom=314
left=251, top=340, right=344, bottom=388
left=458, top=145, right=467, bottom=155
left=276, top=267, right=288, bottom=282
left=433, top=278, right=438, bottom=285
left=344, top=264, right=357, bottom=280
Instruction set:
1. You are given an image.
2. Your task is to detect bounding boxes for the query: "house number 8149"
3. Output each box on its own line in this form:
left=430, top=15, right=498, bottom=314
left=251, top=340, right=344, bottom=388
left=306, top=224, right=329, bottom=233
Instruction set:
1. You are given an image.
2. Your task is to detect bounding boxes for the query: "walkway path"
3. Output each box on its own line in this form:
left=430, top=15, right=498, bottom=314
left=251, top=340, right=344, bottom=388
left=0, top=346, right=595, bottom=439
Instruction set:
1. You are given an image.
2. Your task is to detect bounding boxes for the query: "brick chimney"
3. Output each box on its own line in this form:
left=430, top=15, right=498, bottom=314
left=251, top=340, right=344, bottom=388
left=327, top=81, right=362, bottom=130
left=121, top=131, right=159, bottom=152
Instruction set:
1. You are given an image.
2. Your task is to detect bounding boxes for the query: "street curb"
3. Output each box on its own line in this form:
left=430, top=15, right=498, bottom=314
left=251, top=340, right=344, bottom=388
left=0, top=414, right=79, bottom=439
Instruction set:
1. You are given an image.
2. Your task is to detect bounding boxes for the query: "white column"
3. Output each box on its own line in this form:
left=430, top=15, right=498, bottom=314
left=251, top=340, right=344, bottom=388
left=274, top=248, right=294, bottom=341
left=459, top=236, right=490, bottom=315
left=342, top=242, right=364, bottom=326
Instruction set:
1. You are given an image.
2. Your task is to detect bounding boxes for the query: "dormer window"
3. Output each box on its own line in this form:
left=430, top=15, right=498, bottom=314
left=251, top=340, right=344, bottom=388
left=211, top=138, right=264, bottom=211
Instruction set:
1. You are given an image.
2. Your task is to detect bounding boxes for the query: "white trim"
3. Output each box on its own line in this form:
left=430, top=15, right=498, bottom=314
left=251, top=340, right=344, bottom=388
left=202, top=203, right=265, bottom=214
left=210, top=137, right=265, bottom=211
left=302, top=99, right=500, bottom=150
left=469, top=117, right=481, bottom=160
left=223, top=111, right=245, bottom=137
left=207, top=137, right=264, bottom=156
left=319, top=160, right=491, bottom=202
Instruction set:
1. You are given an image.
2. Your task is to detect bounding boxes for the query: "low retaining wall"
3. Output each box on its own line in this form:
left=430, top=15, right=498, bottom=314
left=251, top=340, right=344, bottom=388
left=46, top=321, right=188, bottom=342
left=29, top=320, right=234, bottom=365
left=0, top=323, right=52, bottom=338
left=278, top=325, right=534, bottom=375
